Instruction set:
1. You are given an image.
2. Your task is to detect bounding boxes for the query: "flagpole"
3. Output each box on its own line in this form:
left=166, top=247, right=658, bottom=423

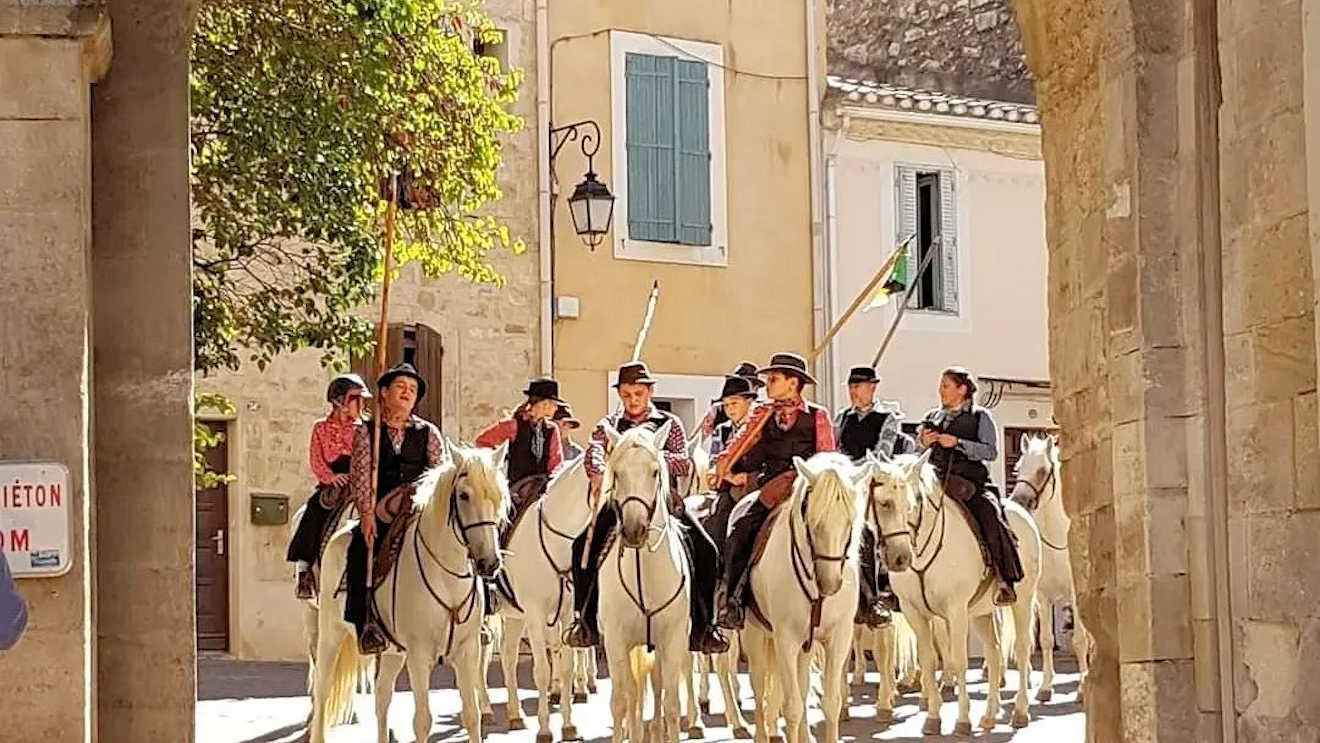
left=367, top=174, right=399, bottom=582
left=807, top=233, right=915, bottom=361
left=631, top=280, right=660, bottom=362
left=870, top=239, right=940, bottom=368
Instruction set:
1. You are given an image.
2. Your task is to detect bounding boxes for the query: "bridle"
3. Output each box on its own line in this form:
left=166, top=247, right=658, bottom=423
left=1017, top=455, right=1067, bottom=551
left=862, top=470, right=950, bottom=618
left=447, top=471, right=501, bottom=547
left=786, top=475, right=854, bottom=652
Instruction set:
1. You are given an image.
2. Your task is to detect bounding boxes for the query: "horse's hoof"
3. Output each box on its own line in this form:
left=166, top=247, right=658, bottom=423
left=922, top=717, right=942, bottom=736
left=979, top=715, right=997, bottom=732
left=587, top=680, right=598, bottom=694
left=348, top=711, right=360, bottom=725
left=897, top=680, right=921, bottom=695
left=562, top=725, right=581, bottom=741
left=769, top=735, right=785, bottom=743
left=953, top=721, right=972, bottom=737
left=1036, top=687, right=1053, bottom=703
left=573, top=691, right=588, bottom=704
left=700, top=699, right=711, bottom=714
left=509, top=718, right=527, bottom=731
left=537, top=732, right=554, bottom=743
left=1011, top=710, right=1030, bottom=729
left=733, top=727, right=753, bottom=740
left=482, top=712, right=496, bottom=726
left=840, top=706, right=851, bottom=722
left=688, top=725, right=705, bottom=739
left=941, top=686, right=956, bottom=703
left=388, top=731, right=399, bottom=743
left=875, top=708, right=894, bottom=726
left=549, top=691, right=562, bottom=705
left=680, top=716, right=690, bottom=730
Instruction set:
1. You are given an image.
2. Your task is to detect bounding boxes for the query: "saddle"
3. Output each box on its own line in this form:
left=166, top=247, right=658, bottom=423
left=315, top=500, right=353, bottom=560
left=371, top=509, right=418, bottom=588
left=499, top=475, right=550, bottom=550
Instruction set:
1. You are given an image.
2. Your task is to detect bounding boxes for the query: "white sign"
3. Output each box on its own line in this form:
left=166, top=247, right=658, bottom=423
left=0, top=462, right=71, bottom=577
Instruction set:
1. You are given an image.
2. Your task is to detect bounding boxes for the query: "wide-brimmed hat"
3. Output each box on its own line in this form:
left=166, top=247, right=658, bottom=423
left=718, top=375, right=758, bottom=401
left=327, top=373, right=373, bottom=402
left=730, top=361, right=766, bottom=388
left=847, top=366, right=879, bottom=385
left=377, top=362, right=427, bottom=400
left=523, top=377, right=564, bottom=402
left=613, top=362, right=657, bottom=388
left=553, top=402, right=582, bottom=429
left=757, top=352, right=818, bottom=386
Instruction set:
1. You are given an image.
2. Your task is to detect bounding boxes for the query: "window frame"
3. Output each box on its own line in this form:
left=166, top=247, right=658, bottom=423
left=895, top=162, right=961, bottom=316
left=610, top=30, right=728, bottom=267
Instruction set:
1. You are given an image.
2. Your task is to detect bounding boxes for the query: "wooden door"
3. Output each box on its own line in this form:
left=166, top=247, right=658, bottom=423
left=195, top=421, right=230, bottom=652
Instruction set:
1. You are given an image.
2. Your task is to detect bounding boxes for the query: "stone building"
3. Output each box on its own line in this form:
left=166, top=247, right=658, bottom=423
left=2, top=0, right=1320, bottom=742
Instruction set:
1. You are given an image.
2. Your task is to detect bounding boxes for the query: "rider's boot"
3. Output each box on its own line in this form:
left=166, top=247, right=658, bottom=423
left=564, top=612, right=601, bottom=648
left=295, top=569, right=317, bottom=600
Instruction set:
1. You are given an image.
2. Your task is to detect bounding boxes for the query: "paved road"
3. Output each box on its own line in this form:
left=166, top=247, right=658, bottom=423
left=197, top=653, right=1083, bottom=743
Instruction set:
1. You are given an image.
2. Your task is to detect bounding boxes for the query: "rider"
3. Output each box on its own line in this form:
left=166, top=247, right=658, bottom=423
left=344, top=362, right=444, bottom=654
left=563, top=362, right=730, bottom=654
left=834, top=365, right=913, bottom=628
left=713, top=352, right=836, bottom=630
left=703, top=374, right=759, bottom=554
left=288, top=373, right=370, bottom=599
left=917, top=366, right=1023, bottom=606
left=554, top=402, right=585, bottom=460
left=698, top=361, right=764, bottom=437
left=475, top=377, right=566, bottom=509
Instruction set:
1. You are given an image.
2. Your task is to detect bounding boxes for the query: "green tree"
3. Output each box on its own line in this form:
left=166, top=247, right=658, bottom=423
left=190, top=0, right=524, bottom=375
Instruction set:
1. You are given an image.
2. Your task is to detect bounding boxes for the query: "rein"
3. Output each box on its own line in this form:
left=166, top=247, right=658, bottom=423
left=783, top=482, right=852, bottom=652
left=1020, top=459, right=1067, bottom=551
left=537, top=504, right=579, bottom=628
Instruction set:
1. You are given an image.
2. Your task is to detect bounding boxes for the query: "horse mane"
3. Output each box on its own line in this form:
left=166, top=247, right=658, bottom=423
left=796, top=452, right=866, bottom=556
left=873, top=455, right=921, bottom=513
left=891, top=452, right=939, bottom=509
left=412, top=443, right=511, bottom=524
left=604, top=425, right=671, bottom=507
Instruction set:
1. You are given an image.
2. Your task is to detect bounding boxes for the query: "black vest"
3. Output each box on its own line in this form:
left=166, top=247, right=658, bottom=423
left=925, top=406, right=990, bottom=486
left=837, top=409, right=889, bottom=461
left=752, top=405, right=819, bottom=487
left=367, top=420, right=431, bottom=497
left=507, top=418, right=551, bottom=483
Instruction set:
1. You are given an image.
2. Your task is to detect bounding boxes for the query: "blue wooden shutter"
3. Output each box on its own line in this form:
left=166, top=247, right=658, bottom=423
left=895, top=166, right=919, bottom=308
left=626, top=53, right=677, bottom=242
left=675, top=60, right=712, bottom=246
left=938, top=170, right=959, bottom=312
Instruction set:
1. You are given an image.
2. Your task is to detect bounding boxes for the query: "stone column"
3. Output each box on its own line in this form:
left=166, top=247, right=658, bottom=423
left=0, top=4, right=109, bottom=740
left=91, top=0, right=196, bottom=740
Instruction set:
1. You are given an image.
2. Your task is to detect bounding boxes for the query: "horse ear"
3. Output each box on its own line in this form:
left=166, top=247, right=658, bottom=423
left=603, top=423, right=622, bottom=452
left=793, top=456, right=815, bottom=483
left=443, top=436, right=458, bottom=465
left=1019, top=433, right=1031, bottom=454
left=652, top=419, right=673, bottom=450
left=873, top=448, right=892, bottom=464
left=491, top=440, right=509, bottom=474
left=852, top=461, right=874, bottom=489
left=907, top=449, right=932, bottom=483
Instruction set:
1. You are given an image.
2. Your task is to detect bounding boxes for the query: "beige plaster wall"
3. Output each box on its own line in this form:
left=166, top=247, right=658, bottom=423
left=549, top=0, right=817, bottom=429
left=825, top=120, right=1052, bottom=487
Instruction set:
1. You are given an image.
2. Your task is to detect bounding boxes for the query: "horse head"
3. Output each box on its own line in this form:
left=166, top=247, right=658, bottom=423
left=1010, top=433, right=1059, bottom=513
left=418, top=438, right=511, bottom=578
left=860, top=449, right=931, bottom=574
left=602, top=420, right=672, bottom=549
left=791, top=452, right=869, bottom=596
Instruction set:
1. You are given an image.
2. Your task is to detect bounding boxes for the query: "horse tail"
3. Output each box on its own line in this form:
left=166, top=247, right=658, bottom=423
left=995, top=606, right=1016, bottom=669
left=323, top=631, right=361, bottom=727
left=892, top=612, right=919, bottom=680
left=629, top=644, right=656, bottom=691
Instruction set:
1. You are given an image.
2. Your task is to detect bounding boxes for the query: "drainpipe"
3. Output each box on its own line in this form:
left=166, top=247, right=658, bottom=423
left=824, top=116, right=846, bottom=414
left=536, top=0, right=553, bottom=376
left=804, top=0, right=833, bottom=407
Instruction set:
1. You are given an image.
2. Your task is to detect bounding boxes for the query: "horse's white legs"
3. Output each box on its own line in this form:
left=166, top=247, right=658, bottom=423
left=873, top=624, right=896, bottom=726
left=661, top=636, right=687, bottom=743
left=478, top=627, right=497, bottom=725
left=683, top=652, right=707, bottom=737
left=375, top=652, right=405, bottom=743
left=716, top=634, right=752, bottom=739
left=820, top=637, right=850, bottom=743
left=945, top=608, right=972, bottom=736
left=1037, top=598, right=1056, bottom=702
left=603, top=640, right=635, bottom=743
left=501, top=618, right=526, bottom=730
left=527, top=630, right=556, bottom=743
left=972, top=616, right=1002, bottom=730
left=404, top=652, right=438, bottom=743
left=742, top=630, right=773, bottom=743
left=774, top=644, right=806, bottom=743
left=698, top=653, right=712, bottom=712
left=455, top=639, right=489, bottom=743
left=1010, top=598, right=1035, bottom=729
left=905, top=611, right=942, bottom=736
left=1074, top=613, right=1092, bottom=705
left=849, top=626, right=867, bottom=686
left=556, top=642, right=581, bottom=740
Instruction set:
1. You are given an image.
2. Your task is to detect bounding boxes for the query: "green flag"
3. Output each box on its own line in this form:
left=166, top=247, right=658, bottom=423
left=864, top=250, right=908, bottom=311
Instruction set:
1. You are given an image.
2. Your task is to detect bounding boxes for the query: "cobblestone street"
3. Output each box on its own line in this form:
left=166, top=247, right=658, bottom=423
left=197, top=652, right=1084, bottom=743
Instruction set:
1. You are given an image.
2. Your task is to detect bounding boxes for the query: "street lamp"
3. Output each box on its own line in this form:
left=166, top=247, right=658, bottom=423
left=550, top=120, right=615, bottom=250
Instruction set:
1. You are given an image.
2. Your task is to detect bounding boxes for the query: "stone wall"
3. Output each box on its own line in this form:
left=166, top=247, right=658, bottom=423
left=827, top=0, right=1034, bottom=103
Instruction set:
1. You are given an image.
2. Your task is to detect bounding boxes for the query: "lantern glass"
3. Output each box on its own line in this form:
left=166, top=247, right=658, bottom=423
left=568, top=172, right=616, bottom=247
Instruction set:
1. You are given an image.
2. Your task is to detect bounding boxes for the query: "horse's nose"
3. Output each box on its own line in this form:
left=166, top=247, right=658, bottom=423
left=475, top=555, right=500, bottom=577
left=889, top=549, right=911, bottom=573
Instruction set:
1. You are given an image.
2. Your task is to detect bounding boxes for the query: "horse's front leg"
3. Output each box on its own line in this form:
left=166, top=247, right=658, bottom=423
left=1010, top=597, right=1035, bottom=728
left=904, top=610, right=943, bottom=735
left=873, top=624, right=896, bottom=726
left=479, top=619, right=497, bottom=726
left=820, top=634, right=851, bottom=743
left=684, top=652, right=707, bottom=737
left=501, top=616, right=527, bottom=730
left=973, top=615, right=1002, bottom=731
left=716, top=634, right=752, bottom=739
left=554, top=639, right=581, bottom=740
left=452, top=637, right=489, bottom=743
left=405, top=650, right=440, bottom=743
left=698, top=652, right=712, bottom=712
left=774, top=643, right=806, bottom=743
left=602, top=639, right=635, bottom=743
left=1037, top=597, right=1056, bottom=702
left=527, top=627, right=555, bottom=743
left=945, top=608, right=972, bottom=737
left=371, top=652, right=403, bottom=743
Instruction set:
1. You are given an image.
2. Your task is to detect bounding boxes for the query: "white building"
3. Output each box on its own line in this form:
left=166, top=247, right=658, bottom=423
left=821, top=77, right=1054, bottom=495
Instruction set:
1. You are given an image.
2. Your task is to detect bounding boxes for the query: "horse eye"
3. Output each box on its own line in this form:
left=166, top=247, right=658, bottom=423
left=459, top=492, right=470, bottom=501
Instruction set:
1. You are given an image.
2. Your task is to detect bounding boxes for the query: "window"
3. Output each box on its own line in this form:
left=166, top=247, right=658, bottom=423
left=473, top=28, right=509, bottom=70
left=611, top=31, right=727, bottom=265
left=351, top=323, right=444, bottom=427
left=896, top=165, right=959, bottom=313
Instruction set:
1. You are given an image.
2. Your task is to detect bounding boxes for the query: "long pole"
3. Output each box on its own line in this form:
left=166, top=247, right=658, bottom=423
left=870, top=240, right=939, bottom=368
left=807, top=233, right=915, bottom=361
left=367, top=176, right=399, bottom=574
left=631, top=280, right=660, bottom=362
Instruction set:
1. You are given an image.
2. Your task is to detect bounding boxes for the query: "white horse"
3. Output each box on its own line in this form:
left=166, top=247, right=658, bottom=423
left=288, top=501, right=373, bottom=727
left=497, top=453, right=592, bottom=742
left=598, top=421, right=691, bottom=743
left=1010, top=434, right=1091, bottom=704
left=861, top=451, right=1041, bottom=735
left=844, top=612, right=918, bottom=725
left=742, top=453, right=868, bottom=743
left=309, top=440, right=511, bottom=743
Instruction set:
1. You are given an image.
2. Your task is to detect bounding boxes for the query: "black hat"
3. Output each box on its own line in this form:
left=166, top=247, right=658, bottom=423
left=613, top=362, right=657, bottom=388
left=757, top=352, right=818, bottom=386
left=730, top=361, right=766, bottom=388
left=326, top=373, right=373, bottom=403
left=718, top=375, right=758, bottom=401
left=847, top=366, right=879, bottom=384
left=377, top=362, right=427, bottom=401
left=523, top=377, right=564, bottom=402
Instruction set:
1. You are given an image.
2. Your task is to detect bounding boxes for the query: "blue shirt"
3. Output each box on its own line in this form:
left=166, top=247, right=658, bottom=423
left=0, top=551, right=28, bottom=650
left=918, top=403, right=999, bottom=462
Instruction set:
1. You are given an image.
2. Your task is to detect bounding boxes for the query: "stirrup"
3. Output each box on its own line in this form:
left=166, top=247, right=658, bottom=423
left=295, top=571, right=317, bottom=600
left=358, top=623, right=388, bottom=655
left=691, top=628, right=730, bottom=654
left=715, top=604, right=746, bottom=631
left=563, top=618, right=599, bottom=648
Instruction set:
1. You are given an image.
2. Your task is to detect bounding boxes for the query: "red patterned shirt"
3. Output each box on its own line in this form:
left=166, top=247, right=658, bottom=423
left=309, top=415, right=360, bottom=485
left=715, top=396, right=836, bottom=475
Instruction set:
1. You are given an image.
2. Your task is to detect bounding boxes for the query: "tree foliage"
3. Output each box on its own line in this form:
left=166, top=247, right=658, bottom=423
left=191, top=0, right=525, bottom=374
